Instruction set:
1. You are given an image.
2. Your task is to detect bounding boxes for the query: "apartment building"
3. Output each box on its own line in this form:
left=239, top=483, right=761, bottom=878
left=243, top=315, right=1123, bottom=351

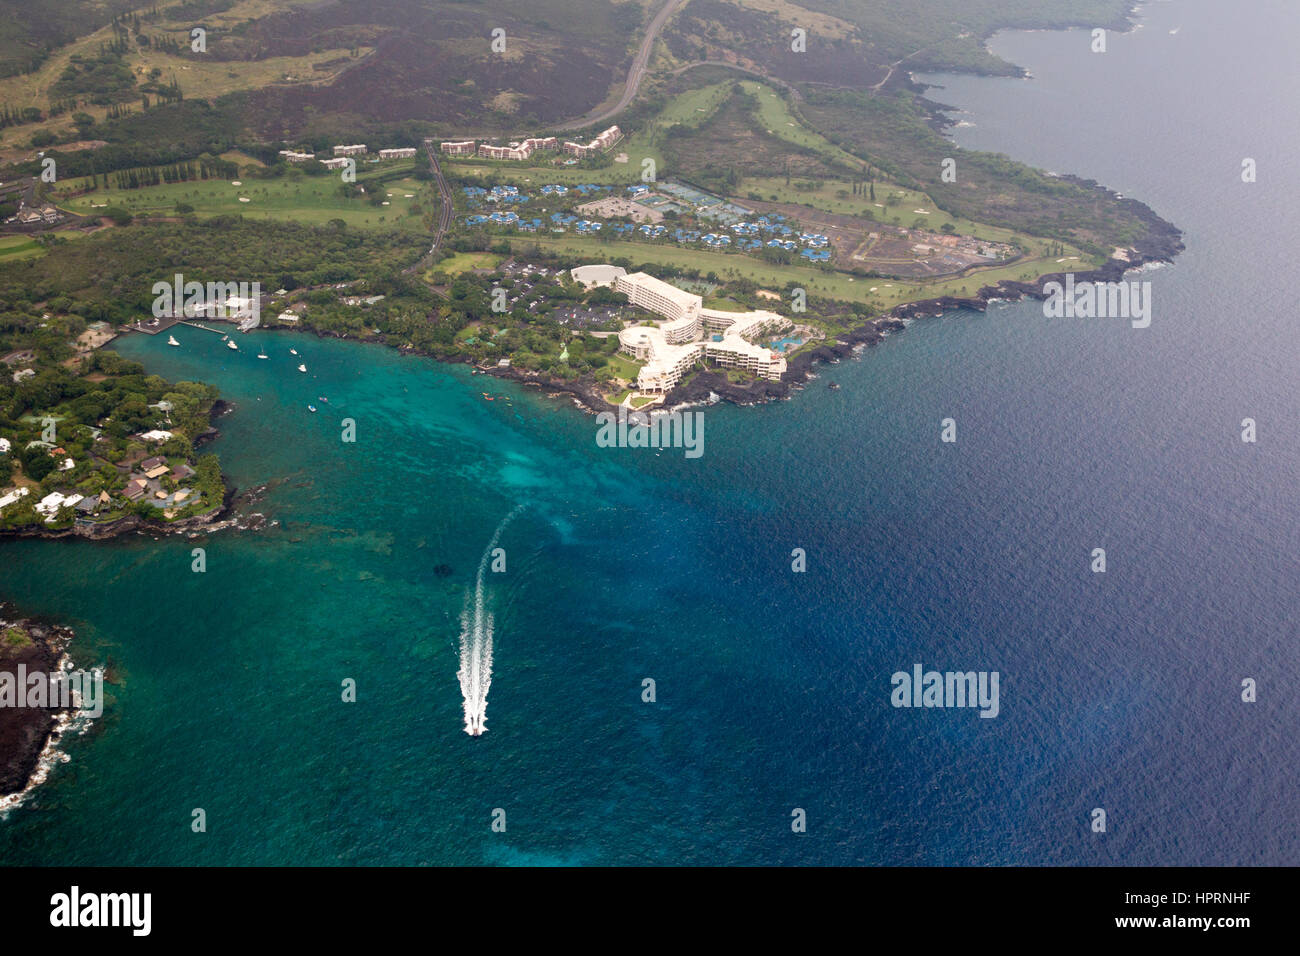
left=563, top=125, right=623, bottom=158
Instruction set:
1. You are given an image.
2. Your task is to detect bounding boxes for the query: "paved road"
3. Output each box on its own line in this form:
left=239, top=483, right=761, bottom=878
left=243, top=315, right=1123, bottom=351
left=404, top=140, right=455, bottom=273
left=557, top=0, right=690, bottom=132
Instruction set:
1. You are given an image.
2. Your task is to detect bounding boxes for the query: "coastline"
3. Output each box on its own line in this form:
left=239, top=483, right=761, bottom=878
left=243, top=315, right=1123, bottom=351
left=453, top=199, right=1182, bottom=414
left=0, top=607, right=85, bottom=810
left=0, top=400, right=258, bottom=543
left=232, top=197, right=1182, bottom=418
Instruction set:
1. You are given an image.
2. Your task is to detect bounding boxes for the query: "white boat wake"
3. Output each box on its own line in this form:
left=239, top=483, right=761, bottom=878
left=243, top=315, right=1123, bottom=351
left=457, top=505, right=524, bottom=737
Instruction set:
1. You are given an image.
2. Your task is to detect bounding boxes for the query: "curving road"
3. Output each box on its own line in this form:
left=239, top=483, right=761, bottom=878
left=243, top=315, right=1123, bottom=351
left=411, top=0, right=688, bottom=267
left=557, top=0, right=691, bottom=132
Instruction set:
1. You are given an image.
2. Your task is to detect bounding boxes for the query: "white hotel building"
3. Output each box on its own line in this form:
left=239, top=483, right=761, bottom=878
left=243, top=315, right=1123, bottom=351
left=441, top=140, right=477, bottom=156
left=477, top=136, right=559, bottom=162
left=614, top=271, right=789, bottom=393
left=564, top=125, right=623, bottom=158
left=379, top=147, right=418, bottom=159
left=333, top=144, right=368, bottom=156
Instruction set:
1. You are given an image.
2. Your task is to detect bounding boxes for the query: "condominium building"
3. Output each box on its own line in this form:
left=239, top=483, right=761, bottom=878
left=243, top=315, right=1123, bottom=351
left=378, top=147, right=418, bottom=159
left=564, top=125, right=623, bottom=158
left=278, top=150, right=316, bottom=163
left=478, top=144, right=525, bottom=161
left=441, top=140, right=477, bottom=156
left=520, top=136, right=558, bottom=154
left=321, top=157, right=352, bottom=170
left=477, top=136, right=559, bottom=162
left=333, top=144, right=368, bottom=156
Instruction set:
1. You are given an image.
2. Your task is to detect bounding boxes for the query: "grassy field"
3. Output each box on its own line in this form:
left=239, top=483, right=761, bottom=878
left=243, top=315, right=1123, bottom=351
left=220, top=150, right=269, bottom=168
left=741, top=175, right=1092, bottom=260
left=604, top=353, right=643, bottom=382
left=741, top=81, right=864, bottom=170
left=652, top=81, right=734, bottom=129
left=524, top=233, right=1087, bottom=310
left=435, top=251, right=503, bottom=275
left=0, top=234, right=44, bottom=260
left=55, top=173, right=431, bottom=231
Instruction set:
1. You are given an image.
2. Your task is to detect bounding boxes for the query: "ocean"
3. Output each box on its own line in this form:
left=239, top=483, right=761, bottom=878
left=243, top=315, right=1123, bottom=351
left=1, top=0, right=1295, bottom=865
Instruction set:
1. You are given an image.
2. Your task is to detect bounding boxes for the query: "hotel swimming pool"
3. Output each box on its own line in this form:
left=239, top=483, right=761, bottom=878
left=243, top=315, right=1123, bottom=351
left=769, top=336, right=803, bottom=351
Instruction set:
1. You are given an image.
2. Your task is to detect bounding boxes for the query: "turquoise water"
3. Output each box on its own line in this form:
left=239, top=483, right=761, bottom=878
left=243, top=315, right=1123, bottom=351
left=1, top=0, right=1297, bottom=865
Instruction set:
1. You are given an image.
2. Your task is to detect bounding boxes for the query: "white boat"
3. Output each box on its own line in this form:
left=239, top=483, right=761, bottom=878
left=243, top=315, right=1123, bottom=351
left=257, top=352, right=268, bottom=359
left=167, top=335, right=180, bottom=346
left=227, top=340, right=238, bottom=351
left=290, top=348, right=298, bottom=355
left=298, top=364, right=307, bottom=373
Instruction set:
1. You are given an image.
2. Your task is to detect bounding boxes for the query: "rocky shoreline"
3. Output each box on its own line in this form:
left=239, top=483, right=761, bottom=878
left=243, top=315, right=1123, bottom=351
left=466, top=216, right=1182, bottom=414
left=0, top=609, right=78, bottom=801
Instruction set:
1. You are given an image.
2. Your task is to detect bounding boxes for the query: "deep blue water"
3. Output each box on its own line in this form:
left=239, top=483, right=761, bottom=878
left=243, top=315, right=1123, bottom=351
left=0, top=0, right=1295, bottom=864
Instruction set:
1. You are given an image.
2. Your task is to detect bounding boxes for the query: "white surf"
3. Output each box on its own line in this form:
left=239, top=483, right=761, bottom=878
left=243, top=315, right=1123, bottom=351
left=457, top=505, right=524, bottom=736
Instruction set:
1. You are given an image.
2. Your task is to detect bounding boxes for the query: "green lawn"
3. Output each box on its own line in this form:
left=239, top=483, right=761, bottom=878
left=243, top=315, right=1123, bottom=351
left=435, top=252, right=504, bottom=275
left=526, top=234, right=1094, bottom=309
left=604, top=353, right=643, bottom=382
left=742, top=81, right=865, bottom=170
left=56, top=174, right=430, bottom=232
left=653, top=81, right=734, bottom=128
left=0, top=235, right=45, bottom=260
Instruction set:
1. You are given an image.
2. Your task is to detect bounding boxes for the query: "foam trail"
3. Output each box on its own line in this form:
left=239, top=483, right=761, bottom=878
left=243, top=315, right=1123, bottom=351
left=458, top=505, right=524, bottom=736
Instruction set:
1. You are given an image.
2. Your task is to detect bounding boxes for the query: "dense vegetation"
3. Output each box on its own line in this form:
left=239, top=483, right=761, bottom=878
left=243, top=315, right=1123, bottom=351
left=0, top=218, right=426, bottom=322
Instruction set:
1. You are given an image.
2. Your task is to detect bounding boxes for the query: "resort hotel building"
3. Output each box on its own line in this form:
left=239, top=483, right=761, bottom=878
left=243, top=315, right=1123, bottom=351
left=477, top=137, right=559, bottom=161
left=613, top=271, right=790, bottom=393
left=437, top=127, right=621, bottom=162
left=564, top=126, right=623, bottom=158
